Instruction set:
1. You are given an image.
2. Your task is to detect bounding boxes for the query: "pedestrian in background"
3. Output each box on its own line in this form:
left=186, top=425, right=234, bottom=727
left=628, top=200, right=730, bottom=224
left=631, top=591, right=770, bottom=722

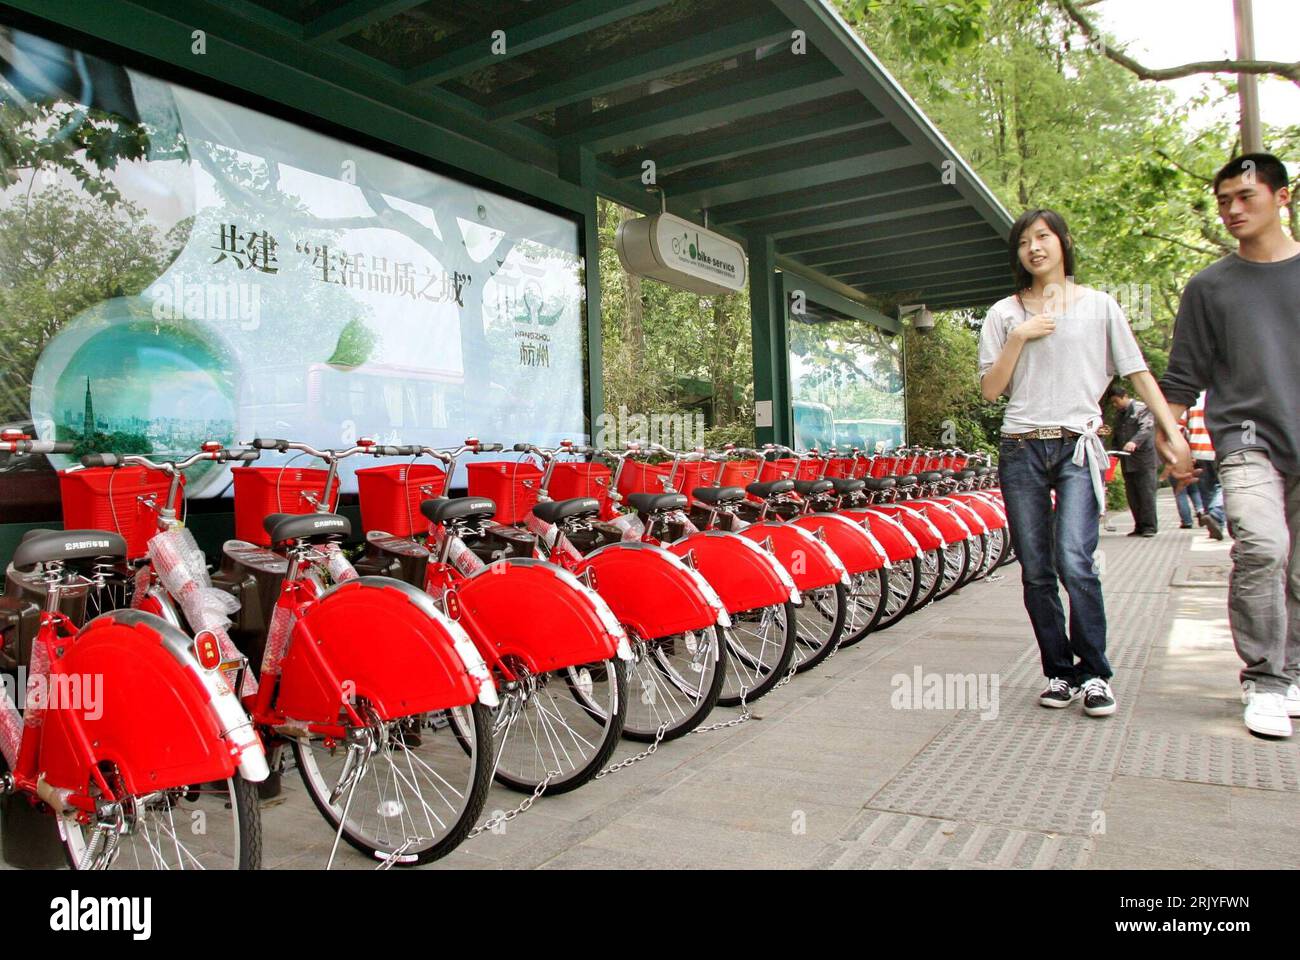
left=1186, top=390, right=1225, bottom=540
left=1106, top=384, right=1158, bottom=537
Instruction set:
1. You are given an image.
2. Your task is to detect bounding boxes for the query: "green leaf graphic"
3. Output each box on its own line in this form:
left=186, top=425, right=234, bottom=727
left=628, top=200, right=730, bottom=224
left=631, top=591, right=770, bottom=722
left=326, top=317, right=376, bottom=369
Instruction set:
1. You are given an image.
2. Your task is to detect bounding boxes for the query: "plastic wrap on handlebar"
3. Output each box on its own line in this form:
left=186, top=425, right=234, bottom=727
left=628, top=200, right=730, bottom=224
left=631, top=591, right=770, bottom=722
left=248, top=438, right=288, bottom=450
left=480, top=443, right=503, bottom=452
left=16, top=440, right=75, bottom=455
left=511, top=443, right=530, bottom=452
left=80, top=453, right=121, bottom=468
left=222, top=450, right=260, bottom=462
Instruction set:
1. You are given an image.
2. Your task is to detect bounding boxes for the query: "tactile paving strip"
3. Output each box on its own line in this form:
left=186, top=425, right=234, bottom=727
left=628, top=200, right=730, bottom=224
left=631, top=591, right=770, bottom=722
left=1119, top=730, right=1300, bottom=792
left=867, top=714, right=1121, bottom=834
left=816, top=811, right=1094, bottom=869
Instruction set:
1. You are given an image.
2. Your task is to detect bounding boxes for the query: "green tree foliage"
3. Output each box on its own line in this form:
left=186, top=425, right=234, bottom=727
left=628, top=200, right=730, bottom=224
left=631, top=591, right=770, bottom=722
left=598, top=198, right=753, bottom=444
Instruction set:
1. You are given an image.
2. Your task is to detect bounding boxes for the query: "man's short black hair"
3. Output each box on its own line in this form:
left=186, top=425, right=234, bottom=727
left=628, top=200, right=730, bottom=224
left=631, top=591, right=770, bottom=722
left=1213, top=153, right=1290, bottom=194
left=1105, top=383, right=1129, bottom=400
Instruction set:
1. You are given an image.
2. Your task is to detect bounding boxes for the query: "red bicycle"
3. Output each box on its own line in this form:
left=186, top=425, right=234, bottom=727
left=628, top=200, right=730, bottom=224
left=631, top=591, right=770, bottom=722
left=510, top=440, right=729, bottom=740
left=600, top=444, right=800, bottom=705
left=228, top=437, right=499, bottom=866
left=361, top=440, right=633, bottom=795
left=699, top=444, right=891, bottom=655
left=0, top=431, right=266, bottom=869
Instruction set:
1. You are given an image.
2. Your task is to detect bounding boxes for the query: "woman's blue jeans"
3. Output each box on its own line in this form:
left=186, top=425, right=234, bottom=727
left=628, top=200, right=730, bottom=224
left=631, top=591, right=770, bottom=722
left=998, top=436, right=1112, bottom=685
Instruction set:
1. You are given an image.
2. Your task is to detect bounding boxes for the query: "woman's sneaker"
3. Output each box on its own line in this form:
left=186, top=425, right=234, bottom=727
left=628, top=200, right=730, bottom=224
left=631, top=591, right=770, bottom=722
left=1039, top=677, right=1080, bottom=708
left=1080, top=678, right=1117, bottom=717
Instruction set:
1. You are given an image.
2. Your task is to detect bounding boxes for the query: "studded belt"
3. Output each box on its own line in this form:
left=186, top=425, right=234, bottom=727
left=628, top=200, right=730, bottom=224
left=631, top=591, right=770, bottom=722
left=1000, top=427, right=1080, bottom=441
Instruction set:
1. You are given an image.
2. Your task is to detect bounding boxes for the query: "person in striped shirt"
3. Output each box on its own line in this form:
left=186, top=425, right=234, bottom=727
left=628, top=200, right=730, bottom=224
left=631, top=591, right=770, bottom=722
left=1186, top=391, right=1225, bottom=540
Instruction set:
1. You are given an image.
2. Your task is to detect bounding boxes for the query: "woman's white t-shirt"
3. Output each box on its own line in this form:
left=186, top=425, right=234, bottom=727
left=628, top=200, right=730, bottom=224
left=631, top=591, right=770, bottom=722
left=977, top=286, right=1148, bottom=435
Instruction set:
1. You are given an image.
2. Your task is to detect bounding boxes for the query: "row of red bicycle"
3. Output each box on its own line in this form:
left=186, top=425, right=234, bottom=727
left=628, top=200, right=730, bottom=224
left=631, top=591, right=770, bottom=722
left=0, top=428, right=1010, bottom=869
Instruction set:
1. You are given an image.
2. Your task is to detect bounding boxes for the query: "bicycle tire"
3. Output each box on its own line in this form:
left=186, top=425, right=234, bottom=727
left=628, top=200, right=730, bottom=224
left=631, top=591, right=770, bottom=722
left=294, top=703, right=492, bottom=866
left=489, top=658, right=627, bottom=795
left=933, top=539, right=970, bottom=601
left=60, top=774, right=261, bottom=870
left=622, top=625, right=726, bottom=741
left=912, top=547, right=944, bottom=609
left=793, top=582, right=848, bottom=671
left=872, top=555, right=923, bottom=632
left=718, top=600, right=798, bottom=705
left=841, top=566, right=895, bottom=642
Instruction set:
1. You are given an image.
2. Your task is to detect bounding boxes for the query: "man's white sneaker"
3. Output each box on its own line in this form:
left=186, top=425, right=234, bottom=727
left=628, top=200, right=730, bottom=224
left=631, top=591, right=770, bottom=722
left=1242, top=679, right=1257, bottom=705
left=1286, top=683, right=1300, bottom=719
left=1243, top=692, right=1293, bottom=738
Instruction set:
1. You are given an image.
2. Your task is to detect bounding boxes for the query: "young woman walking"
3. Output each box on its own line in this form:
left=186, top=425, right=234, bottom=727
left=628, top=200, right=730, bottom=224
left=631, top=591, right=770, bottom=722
left=977, top=209, right=1192, bottom=717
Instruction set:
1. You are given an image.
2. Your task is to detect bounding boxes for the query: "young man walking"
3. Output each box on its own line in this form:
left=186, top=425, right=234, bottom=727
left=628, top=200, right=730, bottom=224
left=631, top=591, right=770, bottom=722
left=1107, top=384, right=1158, bottom=536
left=1159, top=153, right=1300, bottom=739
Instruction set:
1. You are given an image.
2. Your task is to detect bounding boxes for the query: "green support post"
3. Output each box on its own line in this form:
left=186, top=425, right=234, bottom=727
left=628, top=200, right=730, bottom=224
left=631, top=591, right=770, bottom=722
left=558, top=141, right=604, bottom=443
left=748, top=234, right=790, bottom=446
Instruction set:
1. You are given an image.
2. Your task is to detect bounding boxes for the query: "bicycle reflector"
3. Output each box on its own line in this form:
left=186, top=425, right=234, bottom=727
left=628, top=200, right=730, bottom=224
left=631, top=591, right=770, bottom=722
left=194, top=631, right=222, bottom=670
left=443, top=591, right=461, bottom=620
left=202, top=440, right=222, bottom=453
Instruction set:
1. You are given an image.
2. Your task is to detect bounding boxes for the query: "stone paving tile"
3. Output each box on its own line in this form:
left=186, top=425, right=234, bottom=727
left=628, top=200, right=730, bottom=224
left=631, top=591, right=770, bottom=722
left=1118, top=730, right=1300, bottom=792
left=816, top=810, right=1094, bottom=870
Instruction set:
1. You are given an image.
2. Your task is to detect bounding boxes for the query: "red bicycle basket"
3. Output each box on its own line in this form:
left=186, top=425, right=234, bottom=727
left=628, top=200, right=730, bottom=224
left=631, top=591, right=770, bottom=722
left=59, top=466, right=184, bottom=561
left=759, top=458, right=797, bottom=483
left=548, top=463, right=613, bottom=514
left=824, top=457, right=856, bottom=479
left=661, top=461, right=719, bottom=494
left=795, top=459, right=823, bottom=481
left=616, top=460, right=672, bottom=497
left=232, top=467, right=338, bottom=546
left=466, top=461, right=543, bottom=525
left=719, top=460, right=761, bottom=488
left=356, top=463, right=447, bottom=538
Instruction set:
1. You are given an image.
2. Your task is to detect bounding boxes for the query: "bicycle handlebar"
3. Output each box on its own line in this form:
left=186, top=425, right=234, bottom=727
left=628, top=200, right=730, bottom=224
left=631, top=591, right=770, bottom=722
left=82, top=447, right=262, bottom=472
left=0, top=438, right=74, bottom=455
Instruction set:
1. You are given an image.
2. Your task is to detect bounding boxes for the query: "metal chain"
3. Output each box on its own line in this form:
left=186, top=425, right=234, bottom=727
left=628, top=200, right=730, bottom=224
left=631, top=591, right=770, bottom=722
left=771, top=661, right=798, bottom=692
left=688, top=683, right=751, bottom=734
left=466, top=769, right=557, bottom=840
left=594, top=722, right=669, bottom=778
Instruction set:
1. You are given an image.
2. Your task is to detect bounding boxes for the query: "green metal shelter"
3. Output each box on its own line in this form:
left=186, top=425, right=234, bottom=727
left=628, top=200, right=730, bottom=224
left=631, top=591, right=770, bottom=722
left=1, top=0, right=1012, bottom=451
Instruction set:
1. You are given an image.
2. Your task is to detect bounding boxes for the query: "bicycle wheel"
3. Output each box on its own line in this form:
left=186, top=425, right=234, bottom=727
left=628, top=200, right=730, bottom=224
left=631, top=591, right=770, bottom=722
left=961, top=533, right=988, bottom=585
left=718, top=601, right=797, bottom=705
left=841, top=567, right=890, bottom=645
left=792, top=583, right=848, bottom=672
left=873, top=554, right=924, bottom=632
left=294, top=702, right=492, bottom=866
left=980, top=527, right=1006, bottom=577
left=913, top=547, right=943, bottom=610
left=933, top=539, right=970, bottom=601
left=482, top=657, right=626, bottom=795
left=622, top=625, right=726, bottom=741
left=60, top=773, right=261, bottom=870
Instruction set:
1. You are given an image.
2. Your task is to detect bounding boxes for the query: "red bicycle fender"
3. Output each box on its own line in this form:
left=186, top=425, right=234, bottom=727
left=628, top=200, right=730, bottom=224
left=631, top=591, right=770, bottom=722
left=869, top=504, right=949, bottom=549
left=734, top=521, right=846, bottom=591
left=939, top=497, right=990, bottom=535
left=845, top=507, right=931, bottom=557
left=911, top=500, right=973, bottom=541
left=951, top=493, right=1007, bottom=529
left=666, top=531, right=797, bottom=614
left=40, top=614, right=237, bottom=796
left=575, top=542, right=726, bottom=640
left=790, top=513, right=887, bottom=574
left=453, top=559, right=631, bottom=674
left=277, top=577, right=492, bottom=723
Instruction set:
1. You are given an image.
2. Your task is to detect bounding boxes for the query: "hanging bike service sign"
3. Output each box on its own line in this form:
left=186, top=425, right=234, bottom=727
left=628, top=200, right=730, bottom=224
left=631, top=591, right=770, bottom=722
left=616, top=212, right=747, bottom=296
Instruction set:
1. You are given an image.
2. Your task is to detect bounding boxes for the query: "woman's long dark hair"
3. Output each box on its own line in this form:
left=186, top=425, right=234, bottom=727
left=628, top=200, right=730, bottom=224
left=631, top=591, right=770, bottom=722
left=1009, top=208, right=1076, bottom=297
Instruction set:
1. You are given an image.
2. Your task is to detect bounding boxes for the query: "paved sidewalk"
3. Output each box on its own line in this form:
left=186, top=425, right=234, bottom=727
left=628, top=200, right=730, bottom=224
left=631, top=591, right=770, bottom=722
left=259, top=491, right=1300, bottom=869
